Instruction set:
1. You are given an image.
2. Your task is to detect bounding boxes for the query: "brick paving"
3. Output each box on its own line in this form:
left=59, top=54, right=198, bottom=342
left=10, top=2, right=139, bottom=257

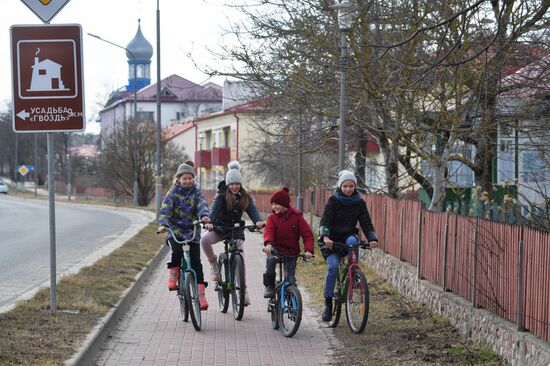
left=95, top=231, right=339, bottom=365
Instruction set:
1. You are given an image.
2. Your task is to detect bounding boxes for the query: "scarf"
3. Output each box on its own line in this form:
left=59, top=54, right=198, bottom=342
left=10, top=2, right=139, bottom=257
left=334, top=189, right=361, bottom=206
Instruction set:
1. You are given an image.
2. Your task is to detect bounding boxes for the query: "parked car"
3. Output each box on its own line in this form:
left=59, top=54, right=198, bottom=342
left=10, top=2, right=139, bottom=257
left=0, top=181, right=8, bottom=194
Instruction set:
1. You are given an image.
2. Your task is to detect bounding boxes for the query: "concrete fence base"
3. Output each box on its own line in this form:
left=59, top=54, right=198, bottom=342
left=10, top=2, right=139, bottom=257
left=363, top=249, right=550, bottom=366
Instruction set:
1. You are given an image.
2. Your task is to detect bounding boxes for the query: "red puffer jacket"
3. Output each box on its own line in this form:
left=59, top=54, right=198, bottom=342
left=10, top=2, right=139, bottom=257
left=263, top=207, right=314, bottom=257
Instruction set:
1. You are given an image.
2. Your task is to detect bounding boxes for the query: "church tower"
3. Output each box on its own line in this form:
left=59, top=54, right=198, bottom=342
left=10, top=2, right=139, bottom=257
left=125, top=19, right=153, bottom=92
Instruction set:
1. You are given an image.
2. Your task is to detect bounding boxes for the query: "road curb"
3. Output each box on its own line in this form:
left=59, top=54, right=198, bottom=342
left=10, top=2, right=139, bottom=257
left=64, top=243, right=169, bottom=366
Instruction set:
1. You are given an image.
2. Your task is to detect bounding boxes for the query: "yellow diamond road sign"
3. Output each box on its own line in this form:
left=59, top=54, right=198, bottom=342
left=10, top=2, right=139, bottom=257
left=18, top=165, right=29, bottom=176
left=20, top=0, right=72, bottom=23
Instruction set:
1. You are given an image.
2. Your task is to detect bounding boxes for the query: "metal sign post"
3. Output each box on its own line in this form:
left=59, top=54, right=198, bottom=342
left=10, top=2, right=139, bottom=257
left=13, top=0, right=80, bottom=313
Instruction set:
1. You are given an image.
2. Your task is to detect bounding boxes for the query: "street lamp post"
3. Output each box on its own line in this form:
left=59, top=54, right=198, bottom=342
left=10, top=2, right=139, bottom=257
left=334, top=1, right=354, bottom=171
left=155, top=0, right=163, bottom=222
left=88, top=32, right=139, bottom=205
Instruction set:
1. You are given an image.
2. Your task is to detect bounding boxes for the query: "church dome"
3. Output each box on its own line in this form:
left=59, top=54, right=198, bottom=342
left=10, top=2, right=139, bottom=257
left=125, top=20, right=153, bottom=61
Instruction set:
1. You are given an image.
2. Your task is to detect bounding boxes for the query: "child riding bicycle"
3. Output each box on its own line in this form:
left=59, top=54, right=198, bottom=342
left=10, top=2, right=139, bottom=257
left=318, top=170, right=379, bottom=321
left=263, top=186, right=314, bottom=298
left=201, top=161, right=264, bottom=306
left=158, top=161, right=211, bottom=310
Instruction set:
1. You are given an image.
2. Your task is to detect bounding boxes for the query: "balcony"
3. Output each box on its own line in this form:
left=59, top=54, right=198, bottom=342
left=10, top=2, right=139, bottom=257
left=211, top=147, right=231, bottom=166
left=195, top=150, right=211, bottom=168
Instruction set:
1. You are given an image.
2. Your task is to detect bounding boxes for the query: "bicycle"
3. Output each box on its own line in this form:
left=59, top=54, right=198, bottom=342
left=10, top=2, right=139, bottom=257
left=157, top=221, right=203, bottom=331
left=327, top=240, right=371, bottom=334
left=210, top=222, right=261, bottom=320
left=267, top=250, right=312, bottom=337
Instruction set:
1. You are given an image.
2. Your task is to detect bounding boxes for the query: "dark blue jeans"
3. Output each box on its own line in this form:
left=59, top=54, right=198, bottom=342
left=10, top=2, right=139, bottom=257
left=324, top=248, right=358, bottom=298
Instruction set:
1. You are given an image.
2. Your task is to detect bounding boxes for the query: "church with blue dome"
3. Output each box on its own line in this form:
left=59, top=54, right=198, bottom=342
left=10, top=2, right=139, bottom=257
left=98, top=20, right=223, bottom=134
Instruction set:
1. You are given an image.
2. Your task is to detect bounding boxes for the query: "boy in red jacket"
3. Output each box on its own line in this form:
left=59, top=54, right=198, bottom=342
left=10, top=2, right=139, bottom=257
left=263, top=186, right=314, bottom=298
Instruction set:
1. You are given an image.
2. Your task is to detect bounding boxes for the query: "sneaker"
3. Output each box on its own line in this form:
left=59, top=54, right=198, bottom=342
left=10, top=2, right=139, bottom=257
left=263, top=285, right=275, bottom=298
left=244, top=289, right=251, bottom=306
left=210, top=255, right=221, bottom=282
left=198, top=284, right=209, bottom=310
left=167, top=267, right=179, bottom=291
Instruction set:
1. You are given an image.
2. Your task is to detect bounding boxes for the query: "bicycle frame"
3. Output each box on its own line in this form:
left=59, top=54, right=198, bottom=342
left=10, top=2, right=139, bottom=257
left=335, top=242, right=367, bottom=299
left=221, top=237, right=240, bottom=291
left=161, top=222, right=203, bottom=329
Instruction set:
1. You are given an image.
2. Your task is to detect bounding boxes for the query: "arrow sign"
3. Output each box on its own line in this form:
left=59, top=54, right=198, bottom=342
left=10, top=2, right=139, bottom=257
left=20, top=0, right=72, bottom=23
left=16, top=110, right=30, bottom=120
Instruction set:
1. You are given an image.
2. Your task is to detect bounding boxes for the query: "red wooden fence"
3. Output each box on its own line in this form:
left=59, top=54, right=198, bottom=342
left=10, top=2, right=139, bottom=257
left=364, top=194, right=550, bottom=344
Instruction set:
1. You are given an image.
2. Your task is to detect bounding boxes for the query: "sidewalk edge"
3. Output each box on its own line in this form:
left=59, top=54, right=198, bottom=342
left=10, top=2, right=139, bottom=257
left=64, top=243, right=169, bottom=366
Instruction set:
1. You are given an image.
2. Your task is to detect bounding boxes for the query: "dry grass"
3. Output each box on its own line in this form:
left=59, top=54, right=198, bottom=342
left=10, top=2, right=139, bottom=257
left=297, top=251, right=504, bottom=365
left=0, top=224, right=162, bottom=366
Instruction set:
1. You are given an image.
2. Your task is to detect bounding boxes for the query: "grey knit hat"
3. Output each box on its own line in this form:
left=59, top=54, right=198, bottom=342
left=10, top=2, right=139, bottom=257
left=176, top=161, right=195, bottom=177
left=337, top=169, right=357, bottom=188
left=225, top=161, right=242, bottom=184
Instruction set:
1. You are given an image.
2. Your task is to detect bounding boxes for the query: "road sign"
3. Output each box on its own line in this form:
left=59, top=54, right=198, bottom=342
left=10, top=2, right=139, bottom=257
left=18, top=165, right=29, bottom=176
left=11, top=24, right=85, bottom=133
left=20, top=0, right=72, bottom=23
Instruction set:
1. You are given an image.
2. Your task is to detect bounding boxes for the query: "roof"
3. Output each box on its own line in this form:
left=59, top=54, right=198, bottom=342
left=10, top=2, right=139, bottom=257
left=137, top=74, right=222, bottom=102
left=100, top=74, right=222, bottom=112
left=163, top=121, right=195, bottom=140
left=500, top=54, right=550, bottom=99
left=126, top=20, right=153, bottom=61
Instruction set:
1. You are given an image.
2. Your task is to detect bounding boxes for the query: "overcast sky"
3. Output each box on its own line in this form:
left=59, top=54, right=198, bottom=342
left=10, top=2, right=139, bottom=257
left=1, top=0, right=243, bottom=134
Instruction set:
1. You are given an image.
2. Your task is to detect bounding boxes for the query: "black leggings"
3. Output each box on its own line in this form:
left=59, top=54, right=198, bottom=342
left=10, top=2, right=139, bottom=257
left=166, top=237, right=205, bottom=285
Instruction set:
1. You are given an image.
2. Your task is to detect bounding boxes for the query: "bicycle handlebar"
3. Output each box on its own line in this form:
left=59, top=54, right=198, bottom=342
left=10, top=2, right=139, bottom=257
left=157, top=220, right=201, bottom=244
left=331, top=241, right=371, bottom=250
left=207, top=223, right=264, bottom=233
left=267, top=247, right=315, bottom=262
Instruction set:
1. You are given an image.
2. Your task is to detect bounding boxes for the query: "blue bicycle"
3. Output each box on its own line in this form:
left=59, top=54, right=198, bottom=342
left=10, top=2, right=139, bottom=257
left=267, top=250, right=312, bottom=337
left=158, top=221, right=203, bottom=331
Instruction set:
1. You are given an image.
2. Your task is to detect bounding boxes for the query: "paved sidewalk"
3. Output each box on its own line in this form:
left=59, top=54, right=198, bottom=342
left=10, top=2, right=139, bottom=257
left=94, top=231, right=339, bottom=366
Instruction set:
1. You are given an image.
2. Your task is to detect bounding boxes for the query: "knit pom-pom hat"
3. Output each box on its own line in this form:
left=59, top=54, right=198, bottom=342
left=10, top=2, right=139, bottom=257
left=225, top=161, right=242, bottom=184
left=270, top=185, right=291, bottom=208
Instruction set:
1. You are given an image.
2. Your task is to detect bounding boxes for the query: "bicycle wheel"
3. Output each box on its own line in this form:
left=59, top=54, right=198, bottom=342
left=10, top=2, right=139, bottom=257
left=270, top=296, right=279, bottom=329
left=178, top=269, right=189, bottom=322
left=345, top=267, right=369, bottom=334
left=184, top=272, right=202, bottom=331
left=278, top=285, right=302, bottom=337
left=231, top=254, right=246, bottom=320
left=217, top=253, right=229, bottom=313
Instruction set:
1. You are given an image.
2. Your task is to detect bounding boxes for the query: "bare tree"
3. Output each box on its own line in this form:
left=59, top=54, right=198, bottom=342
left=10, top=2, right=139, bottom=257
left=99, top=119, right=186, bottom=206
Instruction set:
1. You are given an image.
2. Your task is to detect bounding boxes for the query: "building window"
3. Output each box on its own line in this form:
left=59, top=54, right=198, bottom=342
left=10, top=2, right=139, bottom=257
left=136, top=111, right=154, bottom=121
left=223, top=127, right=230, bottom=148
left=521, top=151, right=546, bottom=183
left=205, top=131, right=212, bottom=149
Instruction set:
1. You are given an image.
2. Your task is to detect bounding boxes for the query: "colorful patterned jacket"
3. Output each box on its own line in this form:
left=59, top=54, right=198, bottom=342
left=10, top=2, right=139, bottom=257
left=159, top=182, right=209, bottom=241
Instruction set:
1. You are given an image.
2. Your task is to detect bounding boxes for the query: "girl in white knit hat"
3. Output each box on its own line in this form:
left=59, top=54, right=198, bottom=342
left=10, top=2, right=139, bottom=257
left=201, top=161, right=264, bottom=306
left=318, top=170, right=379, bottom=321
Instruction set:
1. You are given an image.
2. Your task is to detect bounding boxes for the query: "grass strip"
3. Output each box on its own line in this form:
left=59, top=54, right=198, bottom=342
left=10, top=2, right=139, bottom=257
left=0, top=223, right=162, bottom=366
left=297, top=250, right=503, bottom=365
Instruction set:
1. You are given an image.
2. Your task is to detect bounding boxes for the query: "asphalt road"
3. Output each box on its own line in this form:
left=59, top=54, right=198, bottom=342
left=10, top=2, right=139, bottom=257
left=0, top=195, right=154, bottom=312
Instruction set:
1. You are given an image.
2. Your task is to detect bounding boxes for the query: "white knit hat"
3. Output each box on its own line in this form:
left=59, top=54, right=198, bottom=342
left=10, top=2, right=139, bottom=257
left=337, top=170, right=357, bottom=188
left=225, top=161, right=242, bottom=184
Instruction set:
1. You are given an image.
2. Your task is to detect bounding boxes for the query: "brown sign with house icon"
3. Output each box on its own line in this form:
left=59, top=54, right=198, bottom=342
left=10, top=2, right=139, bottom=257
left=11, top=24, right=85, bottom=132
